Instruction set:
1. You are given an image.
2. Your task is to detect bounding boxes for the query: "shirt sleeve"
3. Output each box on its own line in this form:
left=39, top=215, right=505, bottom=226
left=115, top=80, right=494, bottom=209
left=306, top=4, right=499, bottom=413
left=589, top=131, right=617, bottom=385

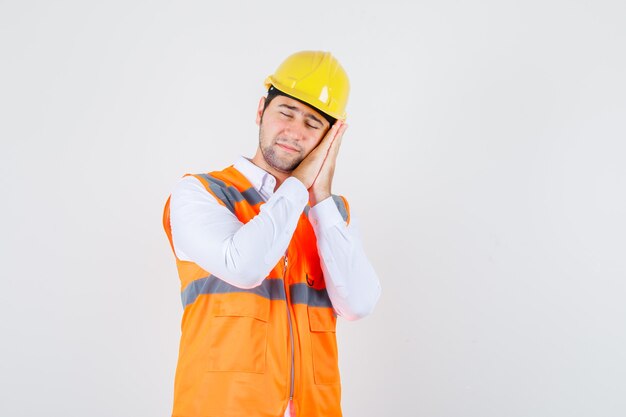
left=169, top=175, right=308, bottom=289
left=308, top=196, right=382, bottom=321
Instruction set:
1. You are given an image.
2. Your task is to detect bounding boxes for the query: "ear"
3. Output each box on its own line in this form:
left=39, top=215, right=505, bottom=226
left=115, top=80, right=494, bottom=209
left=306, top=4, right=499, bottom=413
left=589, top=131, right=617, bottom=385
left=256, top=96, right=266, bottom=126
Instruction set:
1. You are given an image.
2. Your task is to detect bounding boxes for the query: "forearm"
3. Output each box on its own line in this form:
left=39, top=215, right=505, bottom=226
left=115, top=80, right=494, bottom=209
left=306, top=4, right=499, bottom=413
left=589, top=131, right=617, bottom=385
left=309, top=197, right=382, bottom=320
left=170, top=176, right=308, bottom=289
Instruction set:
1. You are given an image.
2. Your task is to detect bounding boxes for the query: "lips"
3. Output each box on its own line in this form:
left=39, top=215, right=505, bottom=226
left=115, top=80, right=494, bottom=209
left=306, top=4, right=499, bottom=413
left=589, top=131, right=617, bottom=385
left=276, top=142, right=299, bottom=153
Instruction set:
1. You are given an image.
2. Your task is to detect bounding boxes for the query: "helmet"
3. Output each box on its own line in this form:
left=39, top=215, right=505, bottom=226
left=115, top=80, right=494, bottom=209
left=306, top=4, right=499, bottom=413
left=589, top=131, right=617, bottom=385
left=264, top=51, right=350, bottom=120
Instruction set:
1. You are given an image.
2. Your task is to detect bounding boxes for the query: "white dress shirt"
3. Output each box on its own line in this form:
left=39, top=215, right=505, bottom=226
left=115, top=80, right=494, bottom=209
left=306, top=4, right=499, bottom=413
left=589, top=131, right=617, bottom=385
left=168, top=156, right=382, bottom=416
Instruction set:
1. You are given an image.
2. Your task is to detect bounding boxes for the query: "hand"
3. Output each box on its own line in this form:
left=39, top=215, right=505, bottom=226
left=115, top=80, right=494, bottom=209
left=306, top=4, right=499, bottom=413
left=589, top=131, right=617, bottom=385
left=290, top=120, right=347, bottom=189
left=309, top=121, right=348, bottom=206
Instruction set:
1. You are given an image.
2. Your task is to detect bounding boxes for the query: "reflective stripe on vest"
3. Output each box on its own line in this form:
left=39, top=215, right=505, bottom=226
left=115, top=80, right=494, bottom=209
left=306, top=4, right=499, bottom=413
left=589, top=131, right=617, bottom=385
left=181, top=276, right=334, bottom=309
left=194, top=173, right=264, bottom=213
left=196, top=172, right=350, bottom=224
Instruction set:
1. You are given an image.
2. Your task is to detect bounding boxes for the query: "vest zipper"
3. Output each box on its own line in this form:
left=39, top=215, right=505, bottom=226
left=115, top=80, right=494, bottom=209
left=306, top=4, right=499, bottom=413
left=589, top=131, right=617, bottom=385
left=284, top=254, right=295, bottom=403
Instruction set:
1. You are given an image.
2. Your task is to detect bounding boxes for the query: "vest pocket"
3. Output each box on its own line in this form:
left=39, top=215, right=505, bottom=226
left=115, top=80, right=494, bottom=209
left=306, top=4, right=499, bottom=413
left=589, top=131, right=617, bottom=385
left=308, top=306, right=340, bottom=385
left=206, top=299, right=269, bottom=373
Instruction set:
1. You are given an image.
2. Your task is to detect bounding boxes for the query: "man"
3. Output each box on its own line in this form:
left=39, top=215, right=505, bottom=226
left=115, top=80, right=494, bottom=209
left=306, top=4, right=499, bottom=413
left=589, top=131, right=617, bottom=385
left=163, top=51, right=381, bottom=417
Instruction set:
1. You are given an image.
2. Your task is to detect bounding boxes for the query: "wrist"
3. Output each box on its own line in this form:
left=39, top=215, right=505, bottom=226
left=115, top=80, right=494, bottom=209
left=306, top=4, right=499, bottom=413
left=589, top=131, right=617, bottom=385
left=309, top=189, right=331, bottom=207
left=290, top=173, right=310, bottom=189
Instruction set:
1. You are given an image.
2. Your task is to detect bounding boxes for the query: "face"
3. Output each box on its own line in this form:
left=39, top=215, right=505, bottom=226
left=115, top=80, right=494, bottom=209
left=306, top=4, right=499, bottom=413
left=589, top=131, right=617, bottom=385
left=256, top=95, right=330, bottom=173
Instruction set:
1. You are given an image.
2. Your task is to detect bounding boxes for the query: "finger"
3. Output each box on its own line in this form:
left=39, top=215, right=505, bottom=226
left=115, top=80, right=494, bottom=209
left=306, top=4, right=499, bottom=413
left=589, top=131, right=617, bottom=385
left=308, top=122, right=342, bottom=163
left=322, top=120, right=343, bottom=147
left=335, top=123, right=347, bottom=145
left=327, top=123, right=347, bottom=158
left=310, top=124, right=346, bottom=185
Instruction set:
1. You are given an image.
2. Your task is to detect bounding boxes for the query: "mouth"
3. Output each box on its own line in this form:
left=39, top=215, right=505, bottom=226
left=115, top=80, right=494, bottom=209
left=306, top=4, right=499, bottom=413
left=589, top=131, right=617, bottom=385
left=276, top=142, right=299, bottom=153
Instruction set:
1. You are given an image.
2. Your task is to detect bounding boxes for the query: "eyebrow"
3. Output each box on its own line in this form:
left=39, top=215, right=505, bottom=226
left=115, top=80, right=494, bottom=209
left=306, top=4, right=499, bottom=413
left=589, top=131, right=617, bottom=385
left=278, top=104, right=324, bottom=126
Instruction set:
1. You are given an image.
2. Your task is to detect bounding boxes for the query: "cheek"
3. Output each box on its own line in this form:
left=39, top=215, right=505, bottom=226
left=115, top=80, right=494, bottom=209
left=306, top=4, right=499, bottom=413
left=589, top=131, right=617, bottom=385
left=301, top=138, right=322, bottom=156
left=311, top=133, right=325, bottom=148
left=260, top=122, right=281, bottom=140
left=271, top=122, right=291, bottom=138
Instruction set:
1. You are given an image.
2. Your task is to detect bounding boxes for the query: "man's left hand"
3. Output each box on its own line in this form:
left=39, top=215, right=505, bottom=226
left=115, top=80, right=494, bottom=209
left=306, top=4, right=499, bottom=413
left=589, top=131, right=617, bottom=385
left=309, top=121, right=348, bottom=206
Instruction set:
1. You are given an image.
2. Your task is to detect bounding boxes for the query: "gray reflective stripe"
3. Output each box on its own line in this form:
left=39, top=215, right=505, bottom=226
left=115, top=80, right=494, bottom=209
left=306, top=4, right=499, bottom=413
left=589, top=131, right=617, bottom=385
left=196, top=174, right=264, bottom=212
left=181, top=275, right=286, bottom=307
left=331, top=195, right=348, bottom=223
left=181, top=277, right=334, bottom=309
left=241, top=187, right=264, bottom=206
left=290, top=283, right=333, bottom=308
left=304, top=197, right=347, bottom=222
left=196, top=174, right=236, bottom=214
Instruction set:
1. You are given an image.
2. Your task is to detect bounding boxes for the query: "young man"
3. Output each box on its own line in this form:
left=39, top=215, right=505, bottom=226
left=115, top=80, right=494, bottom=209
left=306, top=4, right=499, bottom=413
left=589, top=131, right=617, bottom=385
left=163, top=51, right=381, bottom=417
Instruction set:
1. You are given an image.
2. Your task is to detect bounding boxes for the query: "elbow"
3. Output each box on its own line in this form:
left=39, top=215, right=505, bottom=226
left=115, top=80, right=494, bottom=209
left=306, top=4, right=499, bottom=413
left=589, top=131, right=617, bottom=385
left=222, top=265, right=267, bottom=289
left=341, top=303, right=375, bottom=321
left=219, top=245, right=273, bottom=289
left=339, top=285, right=382, bottom=321
left=341, top=308, right=371, bottom=322
left=197, top=256, right=268, bottom=290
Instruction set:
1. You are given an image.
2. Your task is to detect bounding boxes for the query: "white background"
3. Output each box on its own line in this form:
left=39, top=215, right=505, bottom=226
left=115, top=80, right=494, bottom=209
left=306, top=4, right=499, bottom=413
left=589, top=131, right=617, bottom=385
left=1, top=1, right=625, bottom=416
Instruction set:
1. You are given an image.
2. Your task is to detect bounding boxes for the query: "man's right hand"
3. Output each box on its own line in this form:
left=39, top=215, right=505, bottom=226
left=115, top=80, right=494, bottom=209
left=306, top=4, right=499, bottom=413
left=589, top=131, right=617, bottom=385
left=291, top=120, right=345, bottom=189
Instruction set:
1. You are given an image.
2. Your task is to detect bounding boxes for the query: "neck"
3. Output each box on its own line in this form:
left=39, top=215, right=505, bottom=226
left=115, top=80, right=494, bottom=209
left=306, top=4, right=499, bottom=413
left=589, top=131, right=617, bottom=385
left=251, top=149, right=290, bottom=190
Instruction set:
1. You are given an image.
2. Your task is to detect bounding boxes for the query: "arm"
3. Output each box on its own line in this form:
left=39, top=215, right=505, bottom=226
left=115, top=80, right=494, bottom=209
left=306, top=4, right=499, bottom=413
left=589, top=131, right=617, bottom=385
left=169, top=175, right=308, bottom=289
left=169, top=121, right=351, bottom=289
left=309, top=197, right=382, bottom=321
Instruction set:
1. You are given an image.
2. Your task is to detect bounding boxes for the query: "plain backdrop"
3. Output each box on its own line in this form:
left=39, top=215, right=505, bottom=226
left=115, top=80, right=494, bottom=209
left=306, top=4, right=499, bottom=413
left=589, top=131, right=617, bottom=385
left=1, top=1, right=625, bottom=416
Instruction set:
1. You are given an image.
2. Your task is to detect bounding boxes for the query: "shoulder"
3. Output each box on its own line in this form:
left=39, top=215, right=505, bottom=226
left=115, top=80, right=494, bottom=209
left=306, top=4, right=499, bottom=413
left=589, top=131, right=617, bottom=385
left=171, top=167, right=235, bottom=197
left=173, top=168, right=257, bottom=213
left=170, top=174, right=222, bottom=206
left=172, top=174, right=213, bottom=195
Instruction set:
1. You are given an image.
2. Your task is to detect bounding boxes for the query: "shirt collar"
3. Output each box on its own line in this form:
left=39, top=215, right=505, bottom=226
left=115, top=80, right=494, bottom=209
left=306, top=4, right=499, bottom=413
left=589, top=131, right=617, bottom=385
left=233, top=155, right=277, bottom=195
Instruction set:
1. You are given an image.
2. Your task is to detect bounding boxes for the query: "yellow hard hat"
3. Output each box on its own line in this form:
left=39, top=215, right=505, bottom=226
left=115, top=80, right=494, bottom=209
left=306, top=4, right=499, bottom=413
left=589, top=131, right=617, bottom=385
left=264, top=51, right=350, bottom=120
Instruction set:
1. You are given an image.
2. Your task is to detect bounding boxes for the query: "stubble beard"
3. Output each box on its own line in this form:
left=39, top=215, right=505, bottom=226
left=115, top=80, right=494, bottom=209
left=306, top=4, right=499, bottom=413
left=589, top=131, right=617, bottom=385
left=259, top=128, right=304, bottom=173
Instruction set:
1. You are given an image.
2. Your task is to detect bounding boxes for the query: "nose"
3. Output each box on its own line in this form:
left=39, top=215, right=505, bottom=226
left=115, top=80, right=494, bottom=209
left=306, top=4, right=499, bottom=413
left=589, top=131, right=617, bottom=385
left=282, top=122, right=306, bottom=143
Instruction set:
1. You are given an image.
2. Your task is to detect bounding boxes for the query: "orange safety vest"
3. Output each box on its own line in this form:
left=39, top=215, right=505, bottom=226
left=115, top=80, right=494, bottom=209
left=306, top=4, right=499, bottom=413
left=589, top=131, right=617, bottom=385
left=163, top=165, right=351, bottom=417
